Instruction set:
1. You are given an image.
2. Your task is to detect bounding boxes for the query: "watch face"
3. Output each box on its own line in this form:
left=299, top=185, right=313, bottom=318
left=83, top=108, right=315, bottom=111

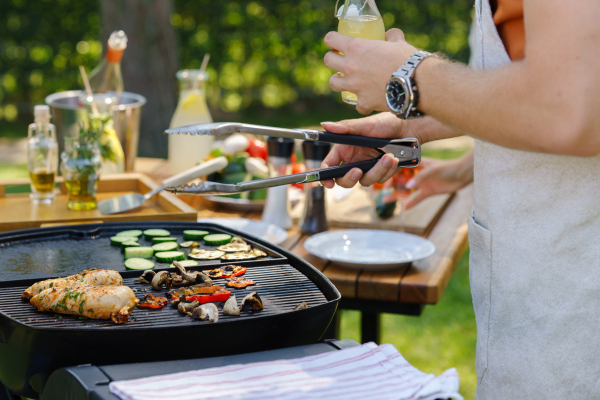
left=386, top=80, right=406, bottom=112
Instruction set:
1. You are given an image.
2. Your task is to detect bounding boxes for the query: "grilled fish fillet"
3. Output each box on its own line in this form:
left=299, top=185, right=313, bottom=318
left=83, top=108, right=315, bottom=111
left=30, top=285, right=138, bottom=324
left=22, top=269, right=123, bottom=301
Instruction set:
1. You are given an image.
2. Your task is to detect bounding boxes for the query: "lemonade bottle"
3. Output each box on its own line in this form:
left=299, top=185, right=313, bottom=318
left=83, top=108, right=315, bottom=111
left=168, top=69, right=214, bottom=174
left=337, top=0, right=385, bottom=105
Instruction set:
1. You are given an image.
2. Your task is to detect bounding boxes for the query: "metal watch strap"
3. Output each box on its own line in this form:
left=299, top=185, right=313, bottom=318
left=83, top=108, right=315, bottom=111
left=392, top=50, right=435, bottom=118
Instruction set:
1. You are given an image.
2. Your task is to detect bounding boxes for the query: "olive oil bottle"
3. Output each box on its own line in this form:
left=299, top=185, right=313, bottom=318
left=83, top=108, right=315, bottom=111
left=27, top=105, right=58, bottom=204
left=337, top=0, right=386, bottom=105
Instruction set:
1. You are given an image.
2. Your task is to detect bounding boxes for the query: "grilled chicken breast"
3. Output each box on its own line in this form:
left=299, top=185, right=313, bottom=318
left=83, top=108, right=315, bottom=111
left=30, top=285, right=138, bottom=324
left=22, top=269, right=123, bottom=301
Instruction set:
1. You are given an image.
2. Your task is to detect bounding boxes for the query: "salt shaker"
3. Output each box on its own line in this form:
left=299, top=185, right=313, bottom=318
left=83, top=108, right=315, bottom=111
left=299, top=140, right=332, bottom=234
left=261, top=137, right=295, bottom=229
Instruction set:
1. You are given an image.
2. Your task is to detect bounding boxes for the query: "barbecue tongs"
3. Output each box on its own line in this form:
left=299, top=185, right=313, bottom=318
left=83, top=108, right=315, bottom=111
left=163, top=123, right=420, bottom=195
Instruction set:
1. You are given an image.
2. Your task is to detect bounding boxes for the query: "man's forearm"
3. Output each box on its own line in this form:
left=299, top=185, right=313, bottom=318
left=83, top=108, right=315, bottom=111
left=403, top=116, right=464, bottom=144
left=414, top=0, right=600, bottom=157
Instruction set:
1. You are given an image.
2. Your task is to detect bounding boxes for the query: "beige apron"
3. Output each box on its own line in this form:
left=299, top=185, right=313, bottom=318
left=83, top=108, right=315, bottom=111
left=469, top=0, right=600, bottom=398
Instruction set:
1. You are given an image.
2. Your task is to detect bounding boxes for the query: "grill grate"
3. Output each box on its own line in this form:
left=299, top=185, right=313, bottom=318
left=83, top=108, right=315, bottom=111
left=0, top=264, right=328, bottom=329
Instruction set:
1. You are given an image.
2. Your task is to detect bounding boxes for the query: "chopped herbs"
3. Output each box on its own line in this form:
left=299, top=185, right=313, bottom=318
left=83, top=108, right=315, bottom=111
left=79, top=299, right=86, bottom=314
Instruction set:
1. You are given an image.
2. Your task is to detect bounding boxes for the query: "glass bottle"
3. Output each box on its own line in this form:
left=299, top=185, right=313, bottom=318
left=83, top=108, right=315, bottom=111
left=168, top=69, right=214, bottom=174
left=337, top=0, right=385, bottom=104
left=299, top=141, right=332, bottom=234
left=60, top=137, right=102, bottom=211
left=88, top=30, right=127, bottom=103
left=27, top=105, right=58, bottom=204
left=261, top=137, right=295, bottom=229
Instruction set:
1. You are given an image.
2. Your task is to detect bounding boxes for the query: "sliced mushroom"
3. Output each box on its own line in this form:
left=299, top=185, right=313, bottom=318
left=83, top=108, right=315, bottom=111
left=171, top=287, right=188, bottom=306
left=173, top=261, right=197, bottom=282
left=293, top=301, right=308, bottom=310
left=240, top=292, right=264, bottom=312
left=223, top=295, right=240, bottom=316
left=190, top=303, right=219, bottom=322
left=151, top=271, right=169, bottom=291
left=193, top=271, right=213, bottom=287
left=134, top=270, right=156, bottom=284
left=178, top=300, right=199, bottom=315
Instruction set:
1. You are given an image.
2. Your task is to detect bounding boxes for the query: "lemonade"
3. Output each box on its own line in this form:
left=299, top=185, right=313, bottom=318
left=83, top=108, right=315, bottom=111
left=337, top=1, right=385, bottom=105
left=168, top=70, right=214, bottom=174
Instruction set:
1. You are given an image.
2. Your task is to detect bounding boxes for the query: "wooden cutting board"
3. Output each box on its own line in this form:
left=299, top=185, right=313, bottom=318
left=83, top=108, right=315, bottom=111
left=292, top=186, right=453, bottom=235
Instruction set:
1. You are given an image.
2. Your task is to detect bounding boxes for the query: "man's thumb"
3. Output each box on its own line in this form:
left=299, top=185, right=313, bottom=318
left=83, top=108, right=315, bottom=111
left=386, top=28, right=405, bottom=42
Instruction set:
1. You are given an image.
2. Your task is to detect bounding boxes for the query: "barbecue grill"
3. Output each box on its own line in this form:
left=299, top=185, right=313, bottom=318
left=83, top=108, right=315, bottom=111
left=0, top=222, right=340, bottom=399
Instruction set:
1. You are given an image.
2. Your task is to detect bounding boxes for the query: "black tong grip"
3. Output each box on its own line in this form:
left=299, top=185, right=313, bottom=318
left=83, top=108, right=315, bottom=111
left=317, top=132, right=393, bottom=149
left=318, top=157, right=382, bottom=181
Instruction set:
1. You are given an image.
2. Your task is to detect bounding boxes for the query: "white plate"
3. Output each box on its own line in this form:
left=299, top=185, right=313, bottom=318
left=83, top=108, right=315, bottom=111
left=197, top=217, right=288, bottom=245
left=304, top=229, right=436, bottom=270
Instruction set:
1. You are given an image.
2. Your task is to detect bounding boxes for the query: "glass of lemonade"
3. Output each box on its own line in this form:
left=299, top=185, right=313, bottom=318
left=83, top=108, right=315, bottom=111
left=168, top=70, right=214, bottom=174
left=337, top=0, right=385, bottom=105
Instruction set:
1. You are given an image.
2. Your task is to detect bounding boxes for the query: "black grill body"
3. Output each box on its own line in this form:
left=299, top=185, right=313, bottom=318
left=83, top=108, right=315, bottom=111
left=0, top=222, right=340, bottom=399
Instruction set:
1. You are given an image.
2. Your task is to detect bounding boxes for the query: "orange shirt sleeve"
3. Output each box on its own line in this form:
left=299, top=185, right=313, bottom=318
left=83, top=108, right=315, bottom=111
left=490, top=0, right=525, bottom=61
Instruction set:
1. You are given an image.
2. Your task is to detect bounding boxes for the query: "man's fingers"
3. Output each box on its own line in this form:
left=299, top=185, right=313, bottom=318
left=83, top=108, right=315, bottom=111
left=329, top=73, right=348, bottom=93
left=320, top=114, right=380, bottom=135
left=324, top=31, right=351, bottom=53
left=377, top=159, right=400, bottom=184
left=358, top=153, right=397, bottom=186
left=324, top=51, right=346, bottom=73
left=334, top=168, right=363, bottom=188
left=385, top=28, right=406, bottom=42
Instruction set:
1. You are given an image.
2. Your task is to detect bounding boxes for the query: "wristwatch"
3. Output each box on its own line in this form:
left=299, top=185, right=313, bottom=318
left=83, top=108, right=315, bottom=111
left=386, top=50, right=436, bottom=120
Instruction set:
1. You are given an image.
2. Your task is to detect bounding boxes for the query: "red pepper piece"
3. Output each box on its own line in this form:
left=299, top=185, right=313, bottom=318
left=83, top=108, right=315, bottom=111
left=137, top=293, right=168, bottom=309
left=186, top=290, right=231, bottom=304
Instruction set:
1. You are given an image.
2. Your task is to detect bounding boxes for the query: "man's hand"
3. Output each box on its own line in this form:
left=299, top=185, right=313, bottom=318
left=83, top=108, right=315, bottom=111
left=405, top=149, right=474, bottom=210
left=320, top=113, right=405, bottom=189
left=324, top=29, right=418, bottom=115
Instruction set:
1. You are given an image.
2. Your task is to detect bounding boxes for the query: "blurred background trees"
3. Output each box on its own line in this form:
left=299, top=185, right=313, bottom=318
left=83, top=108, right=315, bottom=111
left=0, top=0, right=472, bottom=157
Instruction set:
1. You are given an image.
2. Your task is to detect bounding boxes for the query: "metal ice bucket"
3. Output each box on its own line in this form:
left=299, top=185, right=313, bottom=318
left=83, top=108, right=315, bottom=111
left=45, top=90, right=146, bottom=172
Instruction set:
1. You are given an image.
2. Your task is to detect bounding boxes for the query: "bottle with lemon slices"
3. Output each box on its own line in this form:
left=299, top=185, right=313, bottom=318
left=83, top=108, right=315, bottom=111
left=168, top=69, right=214, bottom=174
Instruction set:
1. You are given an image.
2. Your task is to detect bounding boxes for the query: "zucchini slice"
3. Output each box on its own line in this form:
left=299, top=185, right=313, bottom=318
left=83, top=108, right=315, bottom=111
left=125, top=247, right=154, bottom=259
left=121, top=241, right=140, bottom=253
left=151, top=242, right=179, bottom=252
left=124, top=258, right=155, bottom=270
left=188, top=249, right=225, bottom=260
left=203, top=234, right=232, bottom=246
left=143, top=229, right=171, bottom=240
left=170, top=260, right=199, bottom=268
left=183, top=230, right=210, bottom=240
left=221, top=249, right=267, bottom=261
left=217, top=243, right=251, bottom=253
left=152, top=237, right=178, bottom=245
left=155, top=251, right=185, bottom=263
left=110, top=236, right=138, bottom=246
left=116, top=230, right=143, bottom=238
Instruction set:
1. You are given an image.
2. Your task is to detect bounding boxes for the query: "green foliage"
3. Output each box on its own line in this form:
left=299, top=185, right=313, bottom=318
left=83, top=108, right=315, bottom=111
left=0, top=0, right=472, bottom=121
left=0, top=0, right=102, bottom=123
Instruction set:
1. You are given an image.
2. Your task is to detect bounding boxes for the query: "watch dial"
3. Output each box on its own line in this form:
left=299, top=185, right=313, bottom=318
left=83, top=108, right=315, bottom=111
left=387, top=81, right=406, bottom=112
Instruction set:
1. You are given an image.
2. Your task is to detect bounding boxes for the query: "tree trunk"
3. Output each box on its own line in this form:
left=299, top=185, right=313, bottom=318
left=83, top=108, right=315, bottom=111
left=100, top=0, right=178, bottom=159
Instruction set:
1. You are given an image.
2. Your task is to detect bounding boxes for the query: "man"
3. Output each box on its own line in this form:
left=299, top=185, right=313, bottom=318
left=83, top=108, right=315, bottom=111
left=321, top=0, right=600, bottom=398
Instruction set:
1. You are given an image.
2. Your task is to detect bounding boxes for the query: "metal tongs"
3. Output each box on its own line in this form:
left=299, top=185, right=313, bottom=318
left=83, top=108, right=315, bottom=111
left=163, top=122, right=420, bottom=195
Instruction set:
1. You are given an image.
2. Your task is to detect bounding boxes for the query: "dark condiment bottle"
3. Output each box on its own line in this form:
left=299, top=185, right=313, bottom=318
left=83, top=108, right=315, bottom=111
left=299, top=140, right=332, bottom=234
left=261, top=137, right=295, bottom=229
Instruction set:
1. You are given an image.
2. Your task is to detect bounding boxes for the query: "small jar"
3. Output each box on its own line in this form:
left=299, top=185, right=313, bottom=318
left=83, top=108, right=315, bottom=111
left=60, top=138, right=102, bottom=211
left=261, top=137, right=295, bottom=229
left=299, top=141, right=332, bottom=234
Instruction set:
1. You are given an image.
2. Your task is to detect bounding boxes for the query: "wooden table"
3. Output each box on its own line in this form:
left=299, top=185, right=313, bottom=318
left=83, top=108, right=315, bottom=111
left=135, top=158, right=473, bottom=343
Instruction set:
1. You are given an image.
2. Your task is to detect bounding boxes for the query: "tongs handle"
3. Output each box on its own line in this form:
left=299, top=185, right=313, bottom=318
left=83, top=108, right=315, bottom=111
left=317, top=132, right=394, bottom=149
left=318, top=157, right=381, bottom=181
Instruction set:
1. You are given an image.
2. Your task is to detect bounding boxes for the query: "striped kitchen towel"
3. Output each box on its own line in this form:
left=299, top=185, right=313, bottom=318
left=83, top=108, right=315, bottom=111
left=109, top=342, right=463, bottom=400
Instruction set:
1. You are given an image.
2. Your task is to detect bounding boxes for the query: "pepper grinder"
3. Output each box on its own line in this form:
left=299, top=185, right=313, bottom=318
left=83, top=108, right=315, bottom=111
left=299, top=140, right=332, bottom=234
left=261, top=137, right=295, bottom=229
